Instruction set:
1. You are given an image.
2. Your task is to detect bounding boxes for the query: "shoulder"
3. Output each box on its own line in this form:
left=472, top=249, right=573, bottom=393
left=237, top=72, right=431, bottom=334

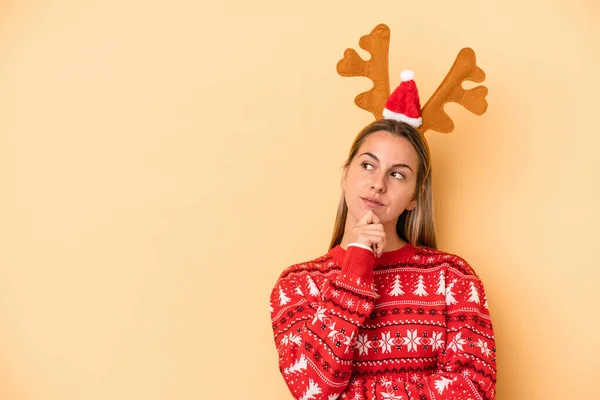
left=412, top=245, right=478, bottom=277
left=275, top=250, right=338, bottom=283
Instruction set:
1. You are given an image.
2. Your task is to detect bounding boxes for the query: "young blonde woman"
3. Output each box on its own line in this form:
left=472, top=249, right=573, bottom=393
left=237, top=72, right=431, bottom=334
left=269, top=72, right=496, bottom=400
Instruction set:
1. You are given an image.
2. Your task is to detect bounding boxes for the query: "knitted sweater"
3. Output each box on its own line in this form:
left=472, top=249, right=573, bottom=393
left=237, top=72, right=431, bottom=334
left=269, top=243, right=496, bottom=400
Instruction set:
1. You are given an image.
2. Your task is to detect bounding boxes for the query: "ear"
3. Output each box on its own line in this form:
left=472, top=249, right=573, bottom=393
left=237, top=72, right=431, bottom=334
left=406, top=199, right=417, bottom=211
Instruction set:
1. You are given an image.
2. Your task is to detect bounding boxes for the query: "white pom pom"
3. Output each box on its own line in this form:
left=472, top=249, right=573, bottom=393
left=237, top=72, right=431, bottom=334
left=400, top=70, right=414, bottom=82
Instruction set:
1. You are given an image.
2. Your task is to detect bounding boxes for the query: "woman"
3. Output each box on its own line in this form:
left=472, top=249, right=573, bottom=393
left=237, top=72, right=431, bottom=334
left=269, top=74, right=496, bottom=400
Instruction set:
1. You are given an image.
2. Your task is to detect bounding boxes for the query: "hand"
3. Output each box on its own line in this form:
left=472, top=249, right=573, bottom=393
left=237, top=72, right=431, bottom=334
left=352, top=210, right=386, bottom=258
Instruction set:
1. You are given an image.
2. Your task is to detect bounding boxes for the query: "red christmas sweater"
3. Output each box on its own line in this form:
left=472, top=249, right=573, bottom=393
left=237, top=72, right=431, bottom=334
left=270, top=243, right=496, bottom=400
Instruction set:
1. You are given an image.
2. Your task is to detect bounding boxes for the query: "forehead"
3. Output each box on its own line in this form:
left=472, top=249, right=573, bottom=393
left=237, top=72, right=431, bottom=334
left=358, top=130, right=419, bottom=164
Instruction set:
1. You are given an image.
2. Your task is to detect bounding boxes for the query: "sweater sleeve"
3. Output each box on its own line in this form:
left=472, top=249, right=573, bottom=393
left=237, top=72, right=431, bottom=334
left=399, top=257, right=497, bottom=400
left=270, top=247, right=376, bottom=400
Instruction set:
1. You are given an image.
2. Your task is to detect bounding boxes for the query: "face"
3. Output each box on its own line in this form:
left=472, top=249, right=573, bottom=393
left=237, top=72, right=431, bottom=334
left=342, top=130, right=420, bottom=226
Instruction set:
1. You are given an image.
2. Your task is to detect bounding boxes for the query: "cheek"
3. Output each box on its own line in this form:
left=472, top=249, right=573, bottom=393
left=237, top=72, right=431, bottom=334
left=388, top=184, right=416, bottom=207
left=343, top=171, right=363, bottom=192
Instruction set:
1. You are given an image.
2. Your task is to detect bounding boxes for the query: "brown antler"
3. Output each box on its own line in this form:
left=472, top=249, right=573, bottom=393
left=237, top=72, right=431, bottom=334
left=418, top=48, right=488, bottom=135
left=336, top=24, right=390, bottom=120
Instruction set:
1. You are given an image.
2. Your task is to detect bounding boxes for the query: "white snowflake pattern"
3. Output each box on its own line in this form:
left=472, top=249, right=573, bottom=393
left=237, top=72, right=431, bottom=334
left=381, top=331, right=394, bottom=353
left=430, top=331, right=444, bottom=351
left=379, top=376, right=392, bottom=388
left=402, top=329, right=420, bottom=352
left=355, top=334, right=371, bottom=355
left=427, top=256, right=435, bottom=263
left=312, top=306, right=327, bottom=325
left=476, top=338, right=492, bottom=357
left=346, top=298, right=355, bottom=308
left=410, top=374, right=420, bottom=383
left=331, top=289, right=341, bottom=298
left=342, top=332, right=355, bottom=354
left=327, top=323, right=339, bottom=340
left=448, top=332, right=467, bottom=353
left=281, top=333, right=302, bottom=347
left=381, top=393, right=404, bottom=400
left=361, top=302, right=372, bottom=311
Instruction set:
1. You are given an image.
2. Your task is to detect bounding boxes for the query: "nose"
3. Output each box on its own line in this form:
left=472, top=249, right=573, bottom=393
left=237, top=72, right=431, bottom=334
left=371, top=173, right=386, bottom=193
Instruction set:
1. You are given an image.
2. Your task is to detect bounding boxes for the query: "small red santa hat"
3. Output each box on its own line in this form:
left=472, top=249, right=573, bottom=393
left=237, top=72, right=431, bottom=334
left=382, top=70, right=422, bottom=128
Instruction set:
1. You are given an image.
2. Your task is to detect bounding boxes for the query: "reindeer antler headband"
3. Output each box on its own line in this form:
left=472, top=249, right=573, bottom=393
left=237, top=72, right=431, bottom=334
left=337, top=24, right=488, bottom=178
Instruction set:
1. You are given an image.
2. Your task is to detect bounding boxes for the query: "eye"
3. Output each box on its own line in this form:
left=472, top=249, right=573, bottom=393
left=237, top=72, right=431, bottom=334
left=391, top=171, right=405, bottom=180
left=361, top=162, right=374, bottom=170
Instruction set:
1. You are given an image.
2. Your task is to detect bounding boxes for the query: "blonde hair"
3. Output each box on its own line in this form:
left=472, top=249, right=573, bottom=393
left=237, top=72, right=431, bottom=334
left=328, top=119, right=437, bottom=250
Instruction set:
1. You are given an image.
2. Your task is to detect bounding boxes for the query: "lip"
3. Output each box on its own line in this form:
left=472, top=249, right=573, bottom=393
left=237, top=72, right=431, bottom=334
left=361, top=197, right=384, bottom=207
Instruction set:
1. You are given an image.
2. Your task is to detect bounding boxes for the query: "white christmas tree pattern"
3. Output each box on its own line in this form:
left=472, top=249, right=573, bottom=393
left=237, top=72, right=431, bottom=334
left=468, top=281, right=480, bottom=304
left=279, top=287, right=291, bottom=305
left=389, top=275, right=405, bottom=296
left=413, top=275, right=428, bottom=296
left=435, top=270, right=445, bottom=295
left=295, top=286, right=304, bottom=296
left=269, top=300, right=274, bottom=313
left=300, top=379, right=322, bottom=400
left=327, top=395, right=340, bottom=400
left=284, top=354, right=307, bottom=375
left=484, top=293, right=489, bottom=309
left=307, top=276, right=320, bottom=296
left=434, top=376, right=456, bottom=394
left=445, top=279, right=458, bottom=305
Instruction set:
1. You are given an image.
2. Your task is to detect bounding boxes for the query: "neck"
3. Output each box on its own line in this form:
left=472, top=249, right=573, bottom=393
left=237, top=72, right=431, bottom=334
left=339, top=215, right=406, bottom=252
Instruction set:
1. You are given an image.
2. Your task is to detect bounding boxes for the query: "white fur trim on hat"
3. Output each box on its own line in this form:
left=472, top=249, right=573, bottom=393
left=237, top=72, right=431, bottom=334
left=382, top=108, right=423, bottom=128
left=400, top=70, right=414, bottom=82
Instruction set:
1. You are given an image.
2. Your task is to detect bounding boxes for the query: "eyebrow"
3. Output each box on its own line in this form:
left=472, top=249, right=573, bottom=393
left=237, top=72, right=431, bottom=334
left=359, top=152, right=414, bottom=172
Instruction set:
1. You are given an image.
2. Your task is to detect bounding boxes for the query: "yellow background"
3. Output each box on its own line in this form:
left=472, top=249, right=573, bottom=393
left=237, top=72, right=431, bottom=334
left=0, top=1, right=598, bottom=399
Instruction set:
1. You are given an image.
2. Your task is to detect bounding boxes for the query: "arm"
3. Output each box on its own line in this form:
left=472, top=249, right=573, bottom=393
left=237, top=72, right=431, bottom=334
left=400, top=258, right=497, bottom=399
left=270, top=246, right=376, bottom=400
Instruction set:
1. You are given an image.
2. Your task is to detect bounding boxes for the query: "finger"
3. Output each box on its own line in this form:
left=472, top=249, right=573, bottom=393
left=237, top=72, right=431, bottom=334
left=357, top=234, right=383, bottom=250
left=370, top=212, right=381, bottom=224
left=357, top=210, right=374, bottom=226
left=355, top=224, right=384, bottom=233
left=355, top=228, right=386, bottom=239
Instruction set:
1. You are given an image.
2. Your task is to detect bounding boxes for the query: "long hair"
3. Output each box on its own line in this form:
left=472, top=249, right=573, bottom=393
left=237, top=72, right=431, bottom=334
left=328, top=119, right=437, bottom=250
